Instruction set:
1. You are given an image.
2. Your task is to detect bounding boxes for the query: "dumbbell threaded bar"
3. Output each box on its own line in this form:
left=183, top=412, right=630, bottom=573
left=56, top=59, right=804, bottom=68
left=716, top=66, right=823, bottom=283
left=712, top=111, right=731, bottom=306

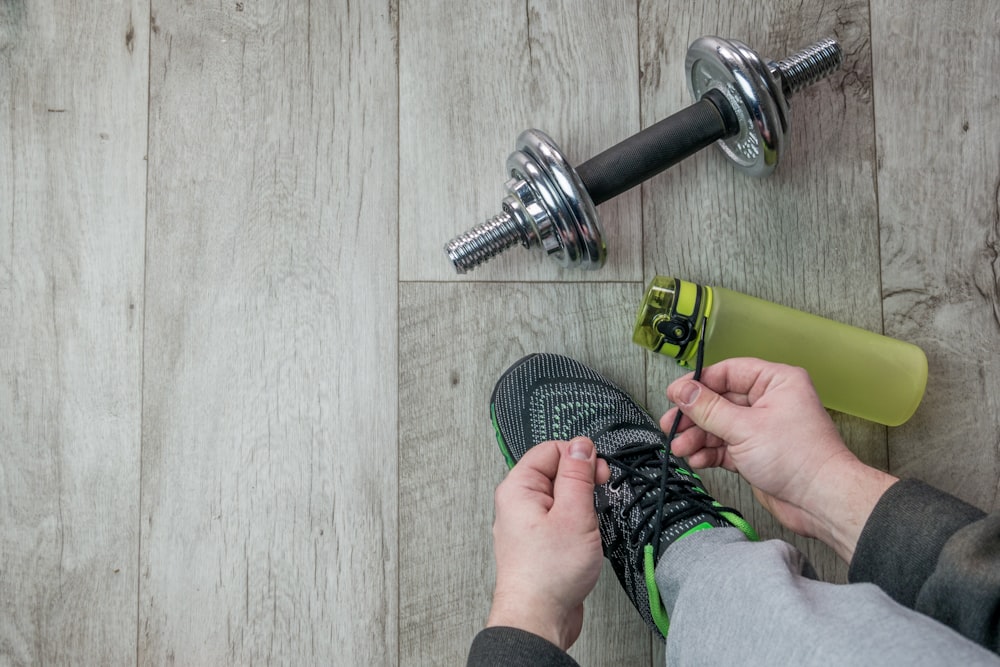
left=444, top=36, right=843, bottom=274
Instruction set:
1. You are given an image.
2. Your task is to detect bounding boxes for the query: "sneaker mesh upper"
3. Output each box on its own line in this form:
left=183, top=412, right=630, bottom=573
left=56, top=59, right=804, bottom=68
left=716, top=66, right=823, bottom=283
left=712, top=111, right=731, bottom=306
left=490, top=353, right=743, bottom=638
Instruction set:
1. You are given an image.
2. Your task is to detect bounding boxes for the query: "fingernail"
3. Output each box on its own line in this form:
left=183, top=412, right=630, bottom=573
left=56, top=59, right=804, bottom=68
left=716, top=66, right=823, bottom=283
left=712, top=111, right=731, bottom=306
left=676, top=380, right=700, bottom=406
left=568, top=438, right=593, bottom=460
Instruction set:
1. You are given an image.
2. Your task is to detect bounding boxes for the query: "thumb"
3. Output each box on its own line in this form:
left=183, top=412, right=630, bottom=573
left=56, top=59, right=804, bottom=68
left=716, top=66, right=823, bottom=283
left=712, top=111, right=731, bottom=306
left=552, top=438, right=598, bottom=515
left=668, top=379, right=746, bottom=444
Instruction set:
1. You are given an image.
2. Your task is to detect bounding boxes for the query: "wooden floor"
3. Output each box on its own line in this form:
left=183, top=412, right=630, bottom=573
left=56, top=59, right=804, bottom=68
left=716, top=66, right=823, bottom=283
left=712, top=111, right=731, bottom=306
left=3, top=1, right=998, bottom=664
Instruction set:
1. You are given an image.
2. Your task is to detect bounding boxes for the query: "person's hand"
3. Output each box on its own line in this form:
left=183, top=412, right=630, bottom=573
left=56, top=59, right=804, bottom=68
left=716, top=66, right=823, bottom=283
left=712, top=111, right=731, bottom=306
left=661, top=358, right=897, bottom=562
left=486, top=437, right=611, bottom=651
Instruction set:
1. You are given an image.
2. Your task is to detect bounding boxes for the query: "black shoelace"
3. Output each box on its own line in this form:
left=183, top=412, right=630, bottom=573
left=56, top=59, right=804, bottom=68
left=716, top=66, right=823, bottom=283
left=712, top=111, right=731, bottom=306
left=598, top=315, right=743, bottom=561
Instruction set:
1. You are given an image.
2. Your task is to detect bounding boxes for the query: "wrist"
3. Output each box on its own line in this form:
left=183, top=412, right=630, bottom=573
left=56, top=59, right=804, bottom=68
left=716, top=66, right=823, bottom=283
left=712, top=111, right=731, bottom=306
left=486, top=588, right=573, bottom=651
left=805, top=456, right=897, bottom=562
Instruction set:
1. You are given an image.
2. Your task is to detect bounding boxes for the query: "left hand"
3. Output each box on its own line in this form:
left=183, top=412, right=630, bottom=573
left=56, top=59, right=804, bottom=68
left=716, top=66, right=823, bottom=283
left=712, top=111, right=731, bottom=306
left=661, top=358, right=897, bottom=561
left=486, top=437, right=611, bottom=650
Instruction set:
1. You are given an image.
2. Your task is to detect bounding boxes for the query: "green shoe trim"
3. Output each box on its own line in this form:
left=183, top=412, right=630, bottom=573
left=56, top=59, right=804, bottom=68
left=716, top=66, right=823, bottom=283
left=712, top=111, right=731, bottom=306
left=644, top=520, right=739, bottom=639
left=720, top=510, right=759, bottom=541
left=643, top=544, right=671, bottom=638
left=677, top=520, right=715, bottom=542
left=491, top=403, right=516, bottom=470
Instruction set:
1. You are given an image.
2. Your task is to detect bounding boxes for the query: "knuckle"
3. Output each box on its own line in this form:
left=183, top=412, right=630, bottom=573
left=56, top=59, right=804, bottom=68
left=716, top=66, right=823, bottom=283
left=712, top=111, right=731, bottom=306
left=559, top=465, right=593, bottom=486
left=493, top=481, right=510, bottom=506
left=698, top=392, right=723, bottom=423
left=787, top=365, right=811, bottom=383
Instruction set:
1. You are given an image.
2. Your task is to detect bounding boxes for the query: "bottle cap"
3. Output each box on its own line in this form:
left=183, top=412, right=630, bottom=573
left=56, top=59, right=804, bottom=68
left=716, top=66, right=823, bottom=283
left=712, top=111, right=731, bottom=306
left=632, top=276, right=710, bottom=366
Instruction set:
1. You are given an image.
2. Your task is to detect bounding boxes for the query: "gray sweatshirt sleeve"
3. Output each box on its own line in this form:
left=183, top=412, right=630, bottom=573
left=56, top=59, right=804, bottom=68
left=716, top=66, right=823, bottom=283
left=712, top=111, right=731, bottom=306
left=467, top=627, right=579, bottom=667
left=849, top=478, right=1000, bottom=653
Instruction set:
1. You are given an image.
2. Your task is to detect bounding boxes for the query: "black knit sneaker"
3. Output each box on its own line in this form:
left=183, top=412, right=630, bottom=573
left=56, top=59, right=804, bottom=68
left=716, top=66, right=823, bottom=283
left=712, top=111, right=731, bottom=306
left=490, top=353, right=757, bottom=639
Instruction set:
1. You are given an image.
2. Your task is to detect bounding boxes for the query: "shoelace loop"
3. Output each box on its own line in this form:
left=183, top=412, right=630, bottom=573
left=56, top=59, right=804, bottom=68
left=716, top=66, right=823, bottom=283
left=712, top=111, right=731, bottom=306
left=598, top=438, right=730, bottom=556
left=597, top=311, right=744, bottom=562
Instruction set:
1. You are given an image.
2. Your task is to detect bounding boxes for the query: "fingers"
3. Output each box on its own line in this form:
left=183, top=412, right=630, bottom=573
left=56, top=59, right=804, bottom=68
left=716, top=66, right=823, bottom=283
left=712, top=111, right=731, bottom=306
left=552, top=438, right=599, bottom=515
left=497, top=441, right=561, bottom=512
left=666, top=358, right=811, bottom=444
left=686, top=446, right=732, bottom=470
left=500, top=438, right=608, bottom=520
left=513, top=439, right=562, bottom=480
left=659, top=407, right=695, bottom=434
left=595, top=458, right=611, bottom=486
left=666, top=378, right=748, bottom=444
left=661, top=406, right=734, bottom=470
left=674, top=358, right=795, bottom=406
left=660, top=407, right=702, bottom=453
left=502, top=439, right=606, bottom=512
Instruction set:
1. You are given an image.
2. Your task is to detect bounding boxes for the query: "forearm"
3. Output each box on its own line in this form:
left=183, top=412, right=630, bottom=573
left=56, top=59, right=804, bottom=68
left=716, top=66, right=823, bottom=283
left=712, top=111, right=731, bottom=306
left=848, top=479, right=999, bottom=652
left=797, top=453, right=899, bottom=563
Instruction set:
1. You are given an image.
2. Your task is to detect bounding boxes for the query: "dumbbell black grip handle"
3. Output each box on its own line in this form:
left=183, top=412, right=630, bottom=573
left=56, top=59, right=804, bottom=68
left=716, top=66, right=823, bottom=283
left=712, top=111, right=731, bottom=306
left=575, top=88, right=740, bottom=206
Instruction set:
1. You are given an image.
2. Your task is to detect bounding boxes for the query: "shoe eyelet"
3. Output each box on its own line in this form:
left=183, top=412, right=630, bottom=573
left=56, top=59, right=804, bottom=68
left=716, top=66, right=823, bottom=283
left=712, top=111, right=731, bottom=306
left=608, top=480, right=621, bottom=493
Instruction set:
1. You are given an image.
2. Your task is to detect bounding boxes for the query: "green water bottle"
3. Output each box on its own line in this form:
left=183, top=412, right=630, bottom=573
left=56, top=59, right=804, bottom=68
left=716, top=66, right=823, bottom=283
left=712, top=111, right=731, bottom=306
left=632, top=276, right=928, bottom=426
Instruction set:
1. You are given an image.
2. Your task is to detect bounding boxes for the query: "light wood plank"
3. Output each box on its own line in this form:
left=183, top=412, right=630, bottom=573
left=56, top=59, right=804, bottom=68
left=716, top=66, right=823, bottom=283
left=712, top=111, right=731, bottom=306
left=6, top=2, right=997, bottom=665
left=140, top=2, right=398, bottom=663
left=399, top=282, right=652, bottom=665
left=399, top=0, right=642, bottom=282
left=872, top=1, right=1000, bottom=510
left=638, top=0, right=884, bottom=587
left=0, top=1, right=148, bottom=663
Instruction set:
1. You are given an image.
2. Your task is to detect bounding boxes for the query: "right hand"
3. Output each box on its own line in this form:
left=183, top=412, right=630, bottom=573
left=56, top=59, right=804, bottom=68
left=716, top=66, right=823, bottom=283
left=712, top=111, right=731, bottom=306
left=487, top=438, right=611, bottom=651
left=661, top=358, right=896, bottom=559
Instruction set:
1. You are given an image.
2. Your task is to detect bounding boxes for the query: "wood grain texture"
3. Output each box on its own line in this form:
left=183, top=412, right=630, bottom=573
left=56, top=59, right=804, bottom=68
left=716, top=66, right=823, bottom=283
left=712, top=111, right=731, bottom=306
left=0, top=1, right=148, bottom=664
left=140, top=2, right=398, bottom=663
left=399, top=0, right=643, bottom=282
left=638, top=0, right=885, bottom=584
left=398, top=282, right=652, bottom=665
left=872, top=1, right=1000, bottom=510
left=6, top=1, right=1000, bottom=664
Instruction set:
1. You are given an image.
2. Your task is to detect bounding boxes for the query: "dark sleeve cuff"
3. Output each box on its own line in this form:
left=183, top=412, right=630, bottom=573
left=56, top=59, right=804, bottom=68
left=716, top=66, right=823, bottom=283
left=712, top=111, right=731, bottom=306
left=467, top=627, right=580, bottom=667
left=848, top=478, right=986, bottom=607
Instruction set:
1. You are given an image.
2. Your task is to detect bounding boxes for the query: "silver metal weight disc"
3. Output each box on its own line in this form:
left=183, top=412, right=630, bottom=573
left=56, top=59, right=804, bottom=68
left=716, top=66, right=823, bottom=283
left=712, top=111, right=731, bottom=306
left=685, top=37, right=789, bottom=177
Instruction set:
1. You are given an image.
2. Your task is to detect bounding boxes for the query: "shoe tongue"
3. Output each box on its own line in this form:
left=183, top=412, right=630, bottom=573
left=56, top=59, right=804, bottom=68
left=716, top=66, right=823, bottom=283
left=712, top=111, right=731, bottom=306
left=591, top=423, right=665, bottom=456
